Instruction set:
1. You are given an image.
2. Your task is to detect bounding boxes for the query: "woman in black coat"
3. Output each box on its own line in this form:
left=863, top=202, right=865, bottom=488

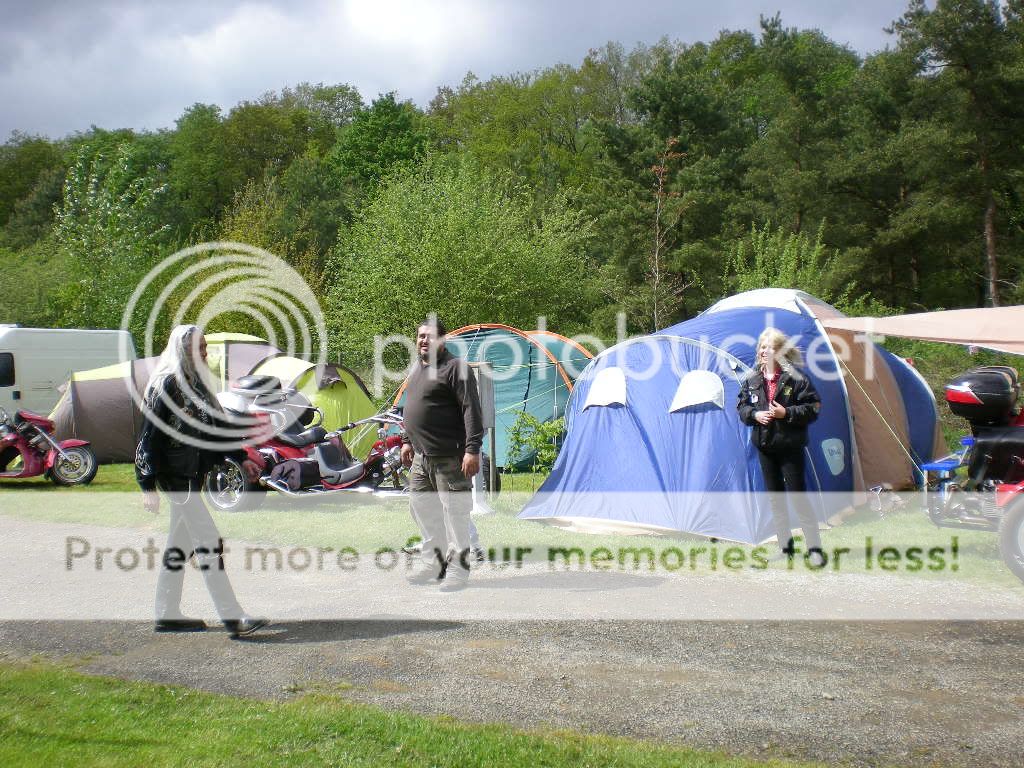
left=136, top=324, right=268, bottom=636
left=737, top=327, right=825, bottom=565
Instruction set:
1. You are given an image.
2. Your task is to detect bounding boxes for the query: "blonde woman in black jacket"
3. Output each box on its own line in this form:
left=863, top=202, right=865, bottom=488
left=136, top=324, right=268, bottom=636
left=738, top=328, right=825, bottom=565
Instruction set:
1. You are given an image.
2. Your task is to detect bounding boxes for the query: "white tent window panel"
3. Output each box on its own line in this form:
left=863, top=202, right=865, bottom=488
left=670, top=370, right=725, bottom=412
left=583, top=367, right=627, bottom=409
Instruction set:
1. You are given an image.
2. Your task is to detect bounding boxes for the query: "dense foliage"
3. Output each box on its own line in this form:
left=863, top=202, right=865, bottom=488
left=327, top=155, right=593, bottom=368
left=1, top=2, right=1022, bottom=362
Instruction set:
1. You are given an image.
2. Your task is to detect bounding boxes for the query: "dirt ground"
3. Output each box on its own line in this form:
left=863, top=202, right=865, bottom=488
left=2, top=619, right=1024, bottom=767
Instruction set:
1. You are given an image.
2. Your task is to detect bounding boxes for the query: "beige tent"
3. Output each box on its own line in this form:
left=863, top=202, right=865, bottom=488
left=823, top=306, right=1024, bottom=355
left=50, top=358, right=157, bottom=463
left=52, top=334, right=375, bottom=463
left=51, top=333, right=283, bottom=462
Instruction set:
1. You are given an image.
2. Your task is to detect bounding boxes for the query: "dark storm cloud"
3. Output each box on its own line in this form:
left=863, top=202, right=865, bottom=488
left=0, top=0, right=905, bottom=140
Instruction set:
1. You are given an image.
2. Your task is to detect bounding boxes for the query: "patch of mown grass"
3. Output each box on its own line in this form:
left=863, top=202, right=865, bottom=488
left=0, top=660, right=815, bottom=768
left=1, top=465, right=1020, bottom=590
left=0, top=461, right=138, bottom=493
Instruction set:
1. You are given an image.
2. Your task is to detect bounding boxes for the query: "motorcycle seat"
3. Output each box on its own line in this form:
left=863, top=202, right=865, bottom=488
left=314, top=441, right=365, bottom=485
left=276, top=426, right=328, bottom=448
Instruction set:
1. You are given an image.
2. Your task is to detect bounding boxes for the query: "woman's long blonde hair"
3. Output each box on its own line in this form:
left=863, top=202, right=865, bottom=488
left=758, top=327, right=803, bottom=372
left=143, top=324, right=219, bottom=408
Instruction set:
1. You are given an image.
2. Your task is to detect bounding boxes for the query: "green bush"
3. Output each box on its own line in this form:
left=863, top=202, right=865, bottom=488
left=506, top=412, right=565, bottom=475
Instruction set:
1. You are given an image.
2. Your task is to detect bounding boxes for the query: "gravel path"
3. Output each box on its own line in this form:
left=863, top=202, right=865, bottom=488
left=2, top=516, right=1024, bottom=766
left=2, top=619, right=1023, bottom=767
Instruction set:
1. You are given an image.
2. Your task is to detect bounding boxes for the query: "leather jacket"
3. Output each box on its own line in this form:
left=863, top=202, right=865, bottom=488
left=135, top=376, right=245, bottom=491
left=737, top=367, right=821, bottom=453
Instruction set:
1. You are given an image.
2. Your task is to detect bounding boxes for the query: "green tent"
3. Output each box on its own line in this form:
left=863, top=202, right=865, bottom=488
left=250, top=356, right=377, bottom=457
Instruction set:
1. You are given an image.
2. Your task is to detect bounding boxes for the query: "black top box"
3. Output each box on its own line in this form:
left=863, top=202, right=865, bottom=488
left=945, top=366, right=1020, bottom=429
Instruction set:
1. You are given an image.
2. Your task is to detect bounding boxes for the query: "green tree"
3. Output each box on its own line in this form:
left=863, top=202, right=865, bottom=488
left=221, top=99, right=312, bottom=191
left=826, top=47, right=974, bottom=310
left=218, top=175, right=326, bottom=298
left=427, top=49, right=663, bottom=204
left=53, top=142, right=170, bottom=334
left=327, top=93, right=427, bottom=195
left=327, top=156, right=594, bottom=369
left=428, top=67, right=595, bottom=198
left=578, top=41, right=663, bottom=130
left=1, top=164, right=66, bottom=249
left=0, top=133, right=63, bottom=228
left=506, top=412, right=565, bottom=474
left=723, top=221, right=885, bottom=315
left=167, top=103, right=231, bottom=232
left=274, top=82, right=364, bottom=138
left=0, top=238, right=68, bottom=326
left=277, top=148, right=355, bottom=266
left=891, top=0, right=1024, bottom=306
left=725, top=221, right=831, bottom=294
left=740, top=17, right=861, bottom=236
left=583, top=33, right=755, bottom=325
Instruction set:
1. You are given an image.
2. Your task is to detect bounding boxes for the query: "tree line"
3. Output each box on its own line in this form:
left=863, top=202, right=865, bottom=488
left=1, top=1, right=1021, bottom=370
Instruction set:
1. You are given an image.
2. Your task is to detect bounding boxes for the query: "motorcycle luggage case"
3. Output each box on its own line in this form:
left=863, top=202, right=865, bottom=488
left=966, top=426, right=1024, bottom=485
left=220, top=375, right=287, bottom=414
left=945, top=366, right=1020, bottom=429
left=269, top=458, right=321, bottom=491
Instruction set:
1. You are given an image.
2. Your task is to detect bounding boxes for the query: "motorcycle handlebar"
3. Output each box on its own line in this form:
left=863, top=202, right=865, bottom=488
left=338, top=410, right=404, bottom=432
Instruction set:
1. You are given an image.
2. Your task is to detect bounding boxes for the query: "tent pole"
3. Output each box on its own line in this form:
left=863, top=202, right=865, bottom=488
left=489, top=426, right=497, bottom=499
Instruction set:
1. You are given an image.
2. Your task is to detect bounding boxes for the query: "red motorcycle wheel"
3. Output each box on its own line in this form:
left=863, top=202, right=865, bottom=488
left=998, top=499, right=1024, bottom=585
left=50, top=445, right=98, bottom=486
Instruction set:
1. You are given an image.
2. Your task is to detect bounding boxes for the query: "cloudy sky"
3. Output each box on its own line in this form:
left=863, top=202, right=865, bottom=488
left=1, top=0, right=907, bottom=140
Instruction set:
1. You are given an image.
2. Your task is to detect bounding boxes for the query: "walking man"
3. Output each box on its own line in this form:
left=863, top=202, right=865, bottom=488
left=400, top=317, right=483, bottom=592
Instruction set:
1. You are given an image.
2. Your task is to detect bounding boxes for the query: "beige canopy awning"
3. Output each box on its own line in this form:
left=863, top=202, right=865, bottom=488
left=822, top=306, right=1024, bottom=355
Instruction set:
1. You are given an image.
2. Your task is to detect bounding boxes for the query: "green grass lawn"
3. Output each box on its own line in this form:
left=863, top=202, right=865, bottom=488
left=1, top=464, right=1021, bottom=589
left=0, top=659, right=814, bottom=768
left=0, top=461, right=141, bottom=492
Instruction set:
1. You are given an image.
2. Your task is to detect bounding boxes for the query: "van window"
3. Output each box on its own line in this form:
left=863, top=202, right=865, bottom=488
left=0, top=352, right=13, bottom=387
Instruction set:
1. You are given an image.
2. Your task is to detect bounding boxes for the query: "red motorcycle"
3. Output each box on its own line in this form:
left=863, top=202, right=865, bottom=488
left=0, top=406, right=98, bottom=486
left=924, top=366, right=1024, bottom=583
left=202, top=375, right=410, bottom=512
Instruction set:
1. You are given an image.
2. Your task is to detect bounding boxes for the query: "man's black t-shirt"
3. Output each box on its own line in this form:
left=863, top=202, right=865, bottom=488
left=402, top=348, right=483, bottom=457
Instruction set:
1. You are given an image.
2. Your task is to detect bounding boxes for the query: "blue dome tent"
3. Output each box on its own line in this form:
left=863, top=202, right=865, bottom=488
left=519, top=289, right=943, bottom=544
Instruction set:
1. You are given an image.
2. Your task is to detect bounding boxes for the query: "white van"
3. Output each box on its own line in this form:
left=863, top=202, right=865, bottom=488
left=0, top=326, right=136, bottom=415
